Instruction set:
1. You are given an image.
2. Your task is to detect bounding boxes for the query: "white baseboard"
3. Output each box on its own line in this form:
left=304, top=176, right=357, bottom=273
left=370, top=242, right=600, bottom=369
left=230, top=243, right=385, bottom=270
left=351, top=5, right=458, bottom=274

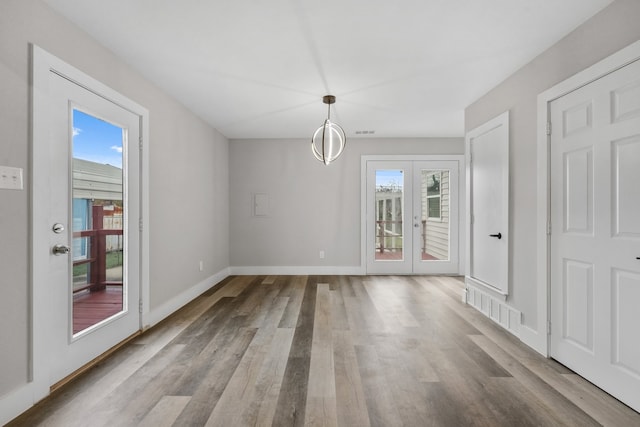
left=0, top=381, right=45, bottom=426
left=145, top=267, right=230, bottom=328
left=519, top=323, right=548, bottom=356
left=465, top=277, right=521, bottom=337
left=229, top=266, right=365, bottom=276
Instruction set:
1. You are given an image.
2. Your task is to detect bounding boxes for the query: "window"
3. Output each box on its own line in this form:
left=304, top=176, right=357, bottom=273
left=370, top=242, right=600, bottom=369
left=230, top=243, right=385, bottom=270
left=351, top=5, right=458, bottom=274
left=426, top=171, right=441, bottom=219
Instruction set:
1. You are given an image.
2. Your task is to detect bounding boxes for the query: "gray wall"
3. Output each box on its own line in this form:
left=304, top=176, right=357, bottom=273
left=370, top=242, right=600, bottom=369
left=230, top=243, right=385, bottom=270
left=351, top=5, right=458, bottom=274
left=229, top=138, right=464, bottom=268
left=0, top=0, right=229, bottom=396
left=465, top=0, right=640, bottom=329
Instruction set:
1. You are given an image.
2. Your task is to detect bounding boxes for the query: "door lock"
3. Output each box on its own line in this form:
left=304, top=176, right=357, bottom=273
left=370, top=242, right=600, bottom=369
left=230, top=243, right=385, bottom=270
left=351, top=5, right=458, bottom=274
left=489, top=233, right=502, bottom=239
left=52, top=223, right=65, bottom=234
left=52, top=244, right=71, bottom=255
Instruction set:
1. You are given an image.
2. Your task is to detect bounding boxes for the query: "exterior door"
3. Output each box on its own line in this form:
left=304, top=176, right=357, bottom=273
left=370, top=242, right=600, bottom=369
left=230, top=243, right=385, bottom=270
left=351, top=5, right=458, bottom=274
left=550, top=58, right=640, bottom=412
left=42, top=70, right=141, bottom=384
left=366, top=160, right=459, bottom=274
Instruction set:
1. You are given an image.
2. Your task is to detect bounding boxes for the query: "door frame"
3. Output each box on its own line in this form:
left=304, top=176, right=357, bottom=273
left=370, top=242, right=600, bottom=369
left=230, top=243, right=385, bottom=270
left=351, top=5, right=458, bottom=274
left=533, top=40, right=640, bottom=356
left=360, top=155, right=465, bottom=275
left=30, top=45, right=149, bottom=398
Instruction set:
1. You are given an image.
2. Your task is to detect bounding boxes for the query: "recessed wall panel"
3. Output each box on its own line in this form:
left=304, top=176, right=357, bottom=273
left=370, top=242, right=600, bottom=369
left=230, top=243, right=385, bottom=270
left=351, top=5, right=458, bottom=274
left=612, top=80, right=640, bottom=123
left=563, top=102, right=593, bottom=137
left=563, top=259, right=594, bottom=352
left=612, top=136, right=640, bottom=238
left=563, top=148, right=593, bottom=234
left=612, top=269, right=640, bottom=378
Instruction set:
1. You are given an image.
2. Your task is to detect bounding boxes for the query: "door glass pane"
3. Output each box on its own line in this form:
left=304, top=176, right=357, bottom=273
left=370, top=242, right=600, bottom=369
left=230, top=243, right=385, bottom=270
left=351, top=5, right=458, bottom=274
left=72, top=109, right=125, bottom=335
left=420, top=169, right=449, bottom=261
left=375, top=170, right=404, bottom=260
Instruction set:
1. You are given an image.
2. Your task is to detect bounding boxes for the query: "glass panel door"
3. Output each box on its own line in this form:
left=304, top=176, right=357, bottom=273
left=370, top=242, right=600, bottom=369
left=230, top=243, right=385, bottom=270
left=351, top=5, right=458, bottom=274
left=71, top=109, right=126, bottom=335
left=375, top=169, right=405, bottom=261
left=365, top=159, right=460, bottom=275
left=366, top=161, right=413, bottom=274
left=418, top=169, right=450, bottom=261
left=412, top=160, right=459, bottom=274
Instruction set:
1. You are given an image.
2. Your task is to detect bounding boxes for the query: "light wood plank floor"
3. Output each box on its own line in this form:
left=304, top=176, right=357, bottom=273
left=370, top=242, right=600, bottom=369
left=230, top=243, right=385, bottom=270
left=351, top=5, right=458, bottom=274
left=9, top=275, right=640, bottom=426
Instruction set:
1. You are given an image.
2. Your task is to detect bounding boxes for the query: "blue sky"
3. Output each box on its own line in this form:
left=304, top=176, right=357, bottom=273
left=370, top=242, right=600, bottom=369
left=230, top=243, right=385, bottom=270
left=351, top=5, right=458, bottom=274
left=376, top=169, right=404, bottom=188
left=73, top=109, right=124, bottom=168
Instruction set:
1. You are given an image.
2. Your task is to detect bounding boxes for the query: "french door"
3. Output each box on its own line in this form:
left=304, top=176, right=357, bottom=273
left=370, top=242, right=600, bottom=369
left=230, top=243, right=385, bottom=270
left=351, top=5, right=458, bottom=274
left=365, top=159, right=460, bottom=274
left=33, top=51, right=142, bottom=386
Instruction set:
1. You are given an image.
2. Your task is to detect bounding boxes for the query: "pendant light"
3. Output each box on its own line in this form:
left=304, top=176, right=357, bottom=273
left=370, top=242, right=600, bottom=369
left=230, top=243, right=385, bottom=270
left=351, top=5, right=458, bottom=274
left=311, top=95, right=346, bottom=165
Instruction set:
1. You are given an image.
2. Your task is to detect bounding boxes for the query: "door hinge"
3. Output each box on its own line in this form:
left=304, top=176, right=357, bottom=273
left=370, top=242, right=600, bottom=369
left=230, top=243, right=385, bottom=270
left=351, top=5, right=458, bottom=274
left=547, top=221, right=552, bottom=235
left=547, top=320, right=552, bottom=335
left=469, top=152, right=473, bottom=164
left=139, top=218, right=143, bottom=232
left=139, top=137, right=143, bottom=150
left=139, top=299, right=143, bottom=314
left=471, top=214, right=474, bottom=224
left=546, top=122, right=552, bottom=136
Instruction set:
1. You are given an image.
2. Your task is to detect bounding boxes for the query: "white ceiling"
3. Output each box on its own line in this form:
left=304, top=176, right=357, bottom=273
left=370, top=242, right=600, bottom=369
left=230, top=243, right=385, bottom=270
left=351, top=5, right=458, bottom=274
left=44, top=0, right=613, bottom=139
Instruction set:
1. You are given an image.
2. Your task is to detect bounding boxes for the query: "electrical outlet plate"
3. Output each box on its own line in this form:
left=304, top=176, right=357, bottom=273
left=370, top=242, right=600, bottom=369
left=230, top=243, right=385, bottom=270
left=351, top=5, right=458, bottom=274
left=0, top=166, right=23, bottom=190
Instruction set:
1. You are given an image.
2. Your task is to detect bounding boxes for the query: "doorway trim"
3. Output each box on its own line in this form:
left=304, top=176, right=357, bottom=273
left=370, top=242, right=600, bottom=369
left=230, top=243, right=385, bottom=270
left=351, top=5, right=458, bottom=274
left=360, top=154, right=465, bottom=275
left=534, top=40, right=640, bottom=356
left=30, top=45, right=149, bottom=401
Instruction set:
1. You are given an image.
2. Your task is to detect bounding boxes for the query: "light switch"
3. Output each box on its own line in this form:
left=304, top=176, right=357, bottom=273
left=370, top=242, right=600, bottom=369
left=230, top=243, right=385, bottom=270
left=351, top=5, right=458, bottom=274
left=0, top=166, right=23, bottom=190
left=254, top=193, right=269, bottom=216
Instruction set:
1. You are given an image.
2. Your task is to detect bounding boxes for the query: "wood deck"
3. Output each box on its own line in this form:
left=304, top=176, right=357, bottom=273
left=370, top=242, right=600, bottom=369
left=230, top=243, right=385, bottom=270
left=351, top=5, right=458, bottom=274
left=73, top=287, right=123, bottom=334
left=375, top=251, right=439, bottom=260
left=10, top=275, right=640, bottom=426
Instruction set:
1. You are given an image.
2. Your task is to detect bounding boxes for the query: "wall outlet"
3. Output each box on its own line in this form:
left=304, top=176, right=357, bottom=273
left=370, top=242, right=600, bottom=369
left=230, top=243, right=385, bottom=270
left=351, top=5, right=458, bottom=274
left=0, top=166, right=23, bottom=190
left=199, top=260, right=204, bottom=271
left=319, top=250, right=325, bottom=259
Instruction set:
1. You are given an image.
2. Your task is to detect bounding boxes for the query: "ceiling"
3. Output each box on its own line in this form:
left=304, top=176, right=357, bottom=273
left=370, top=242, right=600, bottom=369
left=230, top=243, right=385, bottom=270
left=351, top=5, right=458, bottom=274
left=44, top=0, right=613, bottom=140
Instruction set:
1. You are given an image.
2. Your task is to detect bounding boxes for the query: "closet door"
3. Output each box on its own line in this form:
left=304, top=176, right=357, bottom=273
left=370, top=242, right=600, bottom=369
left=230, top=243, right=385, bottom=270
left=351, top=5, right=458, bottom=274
left=549, top=58, right=640, bottom=413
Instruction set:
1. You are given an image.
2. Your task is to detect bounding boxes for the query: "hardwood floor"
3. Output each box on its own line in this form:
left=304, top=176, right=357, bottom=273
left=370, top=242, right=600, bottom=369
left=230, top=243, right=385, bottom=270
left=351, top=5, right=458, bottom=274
left=9, top=275, right=640, bottom=426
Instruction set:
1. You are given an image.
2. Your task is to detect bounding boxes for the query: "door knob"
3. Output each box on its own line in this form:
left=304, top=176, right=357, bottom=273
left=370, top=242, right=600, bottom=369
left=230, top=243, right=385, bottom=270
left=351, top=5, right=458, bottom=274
left=52, top=244, right=70, bottom=255
left=489, top=233, right=502, bottom=239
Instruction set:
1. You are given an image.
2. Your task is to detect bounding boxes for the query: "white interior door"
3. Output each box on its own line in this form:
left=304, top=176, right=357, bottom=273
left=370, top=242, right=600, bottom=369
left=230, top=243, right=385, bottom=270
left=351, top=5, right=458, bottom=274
left=550, top=58, right=640, bottom=412
left=466, top=112, right=509, bottom=295
left=365, top=160, right=459, bottom=275
left=42, top=70, right=141, bottom=385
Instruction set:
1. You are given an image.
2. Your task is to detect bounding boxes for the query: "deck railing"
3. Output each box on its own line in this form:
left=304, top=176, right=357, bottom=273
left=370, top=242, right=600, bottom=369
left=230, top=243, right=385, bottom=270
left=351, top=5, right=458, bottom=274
left=73, top=205, right=123, bottom=293
left=375, top=220, right=427, bottom=253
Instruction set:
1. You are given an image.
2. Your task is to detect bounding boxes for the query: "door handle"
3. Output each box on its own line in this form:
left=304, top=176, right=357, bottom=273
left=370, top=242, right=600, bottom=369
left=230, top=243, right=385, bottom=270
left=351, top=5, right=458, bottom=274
left=52, top=244, right=70, bottom=255
left=489, top=233, right=502, bottom=239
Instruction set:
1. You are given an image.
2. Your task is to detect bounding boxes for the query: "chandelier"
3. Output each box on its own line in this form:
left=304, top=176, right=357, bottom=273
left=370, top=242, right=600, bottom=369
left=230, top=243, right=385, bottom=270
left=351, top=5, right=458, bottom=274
left=311, top=95, right=346, bottom=165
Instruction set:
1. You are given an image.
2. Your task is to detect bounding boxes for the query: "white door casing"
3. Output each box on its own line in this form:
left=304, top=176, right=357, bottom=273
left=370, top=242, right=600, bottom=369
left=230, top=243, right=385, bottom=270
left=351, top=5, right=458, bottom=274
left=32, top=46, right=150, bottom=391
left=465, top=112, right=509, bottom=295
left=549, top=57, right=640, bottom=412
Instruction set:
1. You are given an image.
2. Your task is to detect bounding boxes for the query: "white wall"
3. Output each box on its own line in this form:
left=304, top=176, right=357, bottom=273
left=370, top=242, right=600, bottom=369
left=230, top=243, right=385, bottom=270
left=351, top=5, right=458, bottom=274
left=465, top=0, right=640, bottom=331
left=0, top=0, right=229, bottom=404
left=229, top=138, right=463, bottom=271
